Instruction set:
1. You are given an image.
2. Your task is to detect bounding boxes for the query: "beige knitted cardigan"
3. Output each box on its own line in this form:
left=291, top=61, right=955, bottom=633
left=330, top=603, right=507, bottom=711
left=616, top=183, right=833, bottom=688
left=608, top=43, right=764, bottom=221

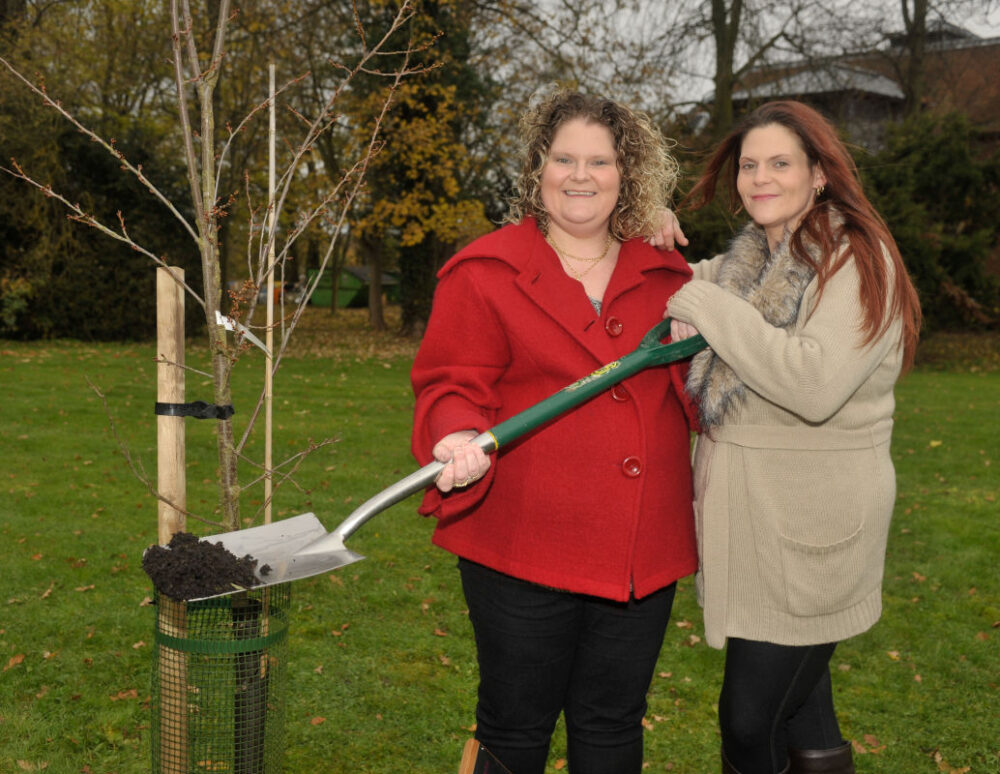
left=668, top=224, right=904, bottom=648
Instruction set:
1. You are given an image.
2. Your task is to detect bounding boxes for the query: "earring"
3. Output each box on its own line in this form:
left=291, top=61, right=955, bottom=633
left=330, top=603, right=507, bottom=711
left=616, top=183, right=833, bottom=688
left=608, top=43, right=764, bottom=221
left=815, top=185, right=826, bottom=197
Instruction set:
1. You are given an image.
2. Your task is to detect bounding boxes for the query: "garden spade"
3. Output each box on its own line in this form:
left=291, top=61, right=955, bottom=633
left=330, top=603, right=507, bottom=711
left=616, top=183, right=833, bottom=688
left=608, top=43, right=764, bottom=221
left=188, top=319, right=705, bottom=600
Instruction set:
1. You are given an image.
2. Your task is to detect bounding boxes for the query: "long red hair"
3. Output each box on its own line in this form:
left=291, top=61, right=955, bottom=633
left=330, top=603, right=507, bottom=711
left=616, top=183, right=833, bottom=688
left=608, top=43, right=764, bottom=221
left=686, top=101, right=921, bottom=369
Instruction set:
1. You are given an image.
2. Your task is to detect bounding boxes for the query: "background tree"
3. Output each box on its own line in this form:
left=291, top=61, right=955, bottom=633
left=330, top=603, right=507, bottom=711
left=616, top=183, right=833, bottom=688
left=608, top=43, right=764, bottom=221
left=2, top=0, right=425, bottom=532
left=339, top=0, right=499, bottom=335
left=862, top=112, right=1000, bottom=329
left=0, top=1, right=201, bottom=339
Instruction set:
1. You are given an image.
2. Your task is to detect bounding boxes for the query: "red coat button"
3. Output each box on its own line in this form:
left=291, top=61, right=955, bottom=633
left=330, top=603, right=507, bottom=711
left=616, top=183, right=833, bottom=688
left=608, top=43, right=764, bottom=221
left=622, top=456, right=642, bottom=477
left=610, top=384, right=630, bottom=402
left=605, top=317, right=623, bottom=336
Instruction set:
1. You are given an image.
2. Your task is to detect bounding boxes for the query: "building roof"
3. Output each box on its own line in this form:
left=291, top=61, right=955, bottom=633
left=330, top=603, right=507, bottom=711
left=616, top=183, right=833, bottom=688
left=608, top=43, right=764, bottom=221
left=733, top=64, right=905, bottom=101
left=728, top=24, right=1000, bottom=137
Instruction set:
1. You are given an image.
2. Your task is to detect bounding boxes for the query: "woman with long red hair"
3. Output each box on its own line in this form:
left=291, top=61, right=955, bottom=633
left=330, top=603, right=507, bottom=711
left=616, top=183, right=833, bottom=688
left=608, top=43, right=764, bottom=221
left=665, top=101, right=921, bottom=774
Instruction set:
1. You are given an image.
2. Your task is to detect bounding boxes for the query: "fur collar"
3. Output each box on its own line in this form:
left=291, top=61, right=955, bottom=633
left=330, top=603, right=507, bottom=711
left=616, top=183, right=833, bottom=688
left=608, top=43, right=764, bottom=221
left=687, top=222, right=819, bottom=428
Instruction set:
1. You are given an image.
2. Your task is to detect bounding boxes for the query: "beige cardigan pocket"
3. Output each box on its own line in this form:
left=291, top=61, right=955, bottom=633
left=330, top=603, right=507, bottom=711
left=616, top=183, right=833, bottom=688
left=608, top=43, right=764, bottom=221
left=741, top=445, right=882, bottom=617
left=778, top=525, right=867, bottom=616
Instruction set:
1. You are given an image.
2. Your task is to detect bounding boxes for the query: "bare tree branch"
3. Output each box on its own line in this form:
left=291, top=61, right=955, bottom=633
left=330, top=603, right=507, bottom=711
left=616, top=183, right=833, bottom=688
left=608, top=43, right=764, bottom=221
left=0, top=54, right=201, bottom=246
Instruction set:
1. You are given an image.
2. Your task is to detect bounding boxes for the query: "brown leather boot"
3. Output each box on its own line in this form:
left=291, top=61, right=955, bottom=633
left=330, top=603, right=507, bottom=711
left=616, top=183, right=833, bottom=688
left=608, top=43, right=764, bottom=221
left=722, top=748, right=790, bottom=774
left=788, top=741, right=855, bottom=773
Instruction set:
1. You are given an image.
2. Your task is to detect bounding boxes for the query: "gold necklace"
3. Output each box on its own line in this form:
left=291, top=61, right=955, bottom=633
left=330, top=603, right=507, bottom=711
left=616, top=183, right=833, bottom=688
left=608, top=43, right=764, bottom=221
left=546, top=233, right=615, bottom=281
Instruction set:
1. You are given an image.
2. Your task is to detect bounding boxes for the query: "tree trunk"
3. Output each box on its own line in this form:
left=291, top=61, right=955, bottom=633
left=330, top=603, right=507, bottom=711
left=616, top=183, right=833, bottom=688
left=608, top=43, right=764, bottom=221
left=217, top=216, right=231, bottom=314
left=902, top=0, right=928, bottom=116
left=196, top=39, right=241, bottom=532
left=327, top=229, right=350, bottom=316
left=710, top=0, right=742, bottom=136
left=399, top=235, right=446, bottom=337
left=364, top=233, right=385, bottom=331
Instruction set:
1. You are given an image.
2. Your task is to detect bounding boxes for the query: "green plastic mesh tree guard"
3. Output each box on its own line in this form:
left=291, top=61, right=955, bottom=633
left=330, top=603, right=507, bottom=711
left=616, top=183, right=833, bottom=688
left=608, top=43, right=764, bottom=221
left=151, top=585, right=290, bottom=773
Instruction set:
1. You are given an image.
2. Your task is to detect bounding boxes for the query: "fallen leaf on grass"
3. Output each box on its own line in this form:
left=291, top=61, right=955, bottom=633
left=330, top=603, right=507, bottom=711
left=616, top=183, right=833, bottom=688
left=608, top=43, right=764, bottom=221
left=132, top=641, right=146, bottom=650
left=74, top=585, right=94, bottom=592
left=4, top=654, right=25, bottom=672
left=554, top=759, right=566, bottom=770
left=932, top=750, right=971, bottom=773
left=887, top=651, right=900, bottom=661
left=109, top=689, right=138, bottom=701
left=16, top=761, right=48, bottom=771
left=310, top=717, right=326, bottom=726
left=433, top=628, right=449, bottom=637
left=641, top=717, right=654, bottom=731
left=861, top=734, right=885, bottom=753
left=329, top=623, right=349, bottom=637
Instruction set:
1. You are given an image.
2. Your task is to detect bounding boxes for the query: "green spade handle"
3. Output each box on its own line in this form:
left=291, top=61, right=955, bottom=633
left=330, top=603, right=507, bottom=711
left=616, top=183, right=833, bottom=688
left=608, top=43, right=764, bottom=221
left=486, top=318, right=706, bottom=449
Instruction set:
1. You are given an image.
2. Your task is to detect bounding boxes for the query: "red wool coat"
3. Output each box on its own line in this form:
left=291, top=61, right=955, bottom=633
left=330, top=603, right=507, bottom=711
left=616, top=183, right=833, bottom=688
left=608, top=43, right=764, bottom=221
left=410, top=219, right=698, bottom=601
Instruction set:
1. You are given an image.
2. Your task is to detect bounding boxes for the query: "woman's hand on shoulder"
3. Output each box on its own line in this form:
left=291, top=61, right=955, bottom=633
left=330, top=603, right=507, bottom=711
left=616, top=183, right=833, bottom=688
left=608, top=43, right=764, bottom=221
left=432, top=430, right=491, bottom=492
left=646, top=208, right=689, bottom=251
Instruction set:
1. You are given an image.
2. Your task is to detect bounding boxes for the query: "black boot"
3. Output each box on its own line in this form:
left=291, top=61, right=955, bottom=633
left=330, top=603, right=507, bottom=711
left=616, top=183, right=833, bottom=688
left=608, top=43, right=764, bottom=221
left=722, top=748, right=790, bottom=774
left=788, top=741, right=855, bottom=773
left=722, top=748, right=741, bottom=774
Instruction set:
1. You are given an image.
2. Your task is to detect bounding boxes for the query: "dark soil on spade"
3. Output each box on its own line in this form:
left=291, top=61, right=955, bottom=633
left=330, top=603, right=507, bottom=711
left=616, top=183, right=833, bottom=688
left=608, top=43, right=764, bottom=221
left=142, top=531, right=272, bottom=601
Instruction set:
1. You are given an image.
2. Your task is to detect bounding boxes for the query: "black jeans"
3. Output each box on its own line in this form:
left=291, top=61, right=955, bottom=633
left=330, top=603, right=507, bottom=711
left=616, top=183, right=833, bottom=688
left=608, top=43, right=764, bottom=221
left=458, top=558, right=676, bottom=774
left=719, top=638, right=843, bottom=774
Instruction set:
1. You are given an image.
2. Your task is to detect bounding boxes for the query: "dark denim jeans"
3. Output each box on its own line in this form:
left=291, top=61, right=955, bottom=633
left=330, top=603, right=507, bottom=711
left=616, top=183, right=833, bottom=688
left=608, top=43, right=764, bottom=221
left=719, top=638, right=842, bottom=773
left=458, top=558, right=676, bottom=774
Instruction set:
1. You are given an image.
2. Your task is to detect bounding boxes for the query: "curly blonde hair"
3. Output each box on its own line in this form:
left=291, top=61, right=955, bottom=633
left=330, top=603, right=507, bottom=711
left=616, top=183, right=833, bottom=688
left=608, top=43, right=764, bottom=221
left=504, top=89, right=678, bottom=240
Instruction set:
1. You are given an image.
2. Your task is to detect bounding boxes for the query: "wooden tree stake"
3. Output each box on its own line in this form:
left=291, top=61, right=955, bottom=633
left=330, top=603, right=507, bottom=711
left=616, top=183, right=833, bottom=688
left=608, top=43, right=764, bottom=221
left=156, top=266, right=188, bottom=773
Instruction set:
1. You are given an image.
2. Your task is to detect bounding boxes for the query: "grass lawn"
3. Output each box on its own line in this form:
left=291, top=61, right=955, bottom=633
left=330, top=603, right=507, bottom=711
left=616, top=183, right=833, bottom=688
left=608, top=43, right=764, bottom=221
left=1, top=310, right=997, bottom=773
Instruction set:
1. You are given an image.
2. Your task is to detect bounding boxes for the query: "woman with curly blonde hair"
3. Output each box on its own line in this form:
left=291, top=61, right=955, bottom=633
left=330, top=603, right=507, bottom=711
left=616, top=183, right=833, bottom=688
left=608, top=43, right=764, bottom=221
left=410, top=89, right=699, bottom=773
left=506, top=89, right=679, bottom=242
